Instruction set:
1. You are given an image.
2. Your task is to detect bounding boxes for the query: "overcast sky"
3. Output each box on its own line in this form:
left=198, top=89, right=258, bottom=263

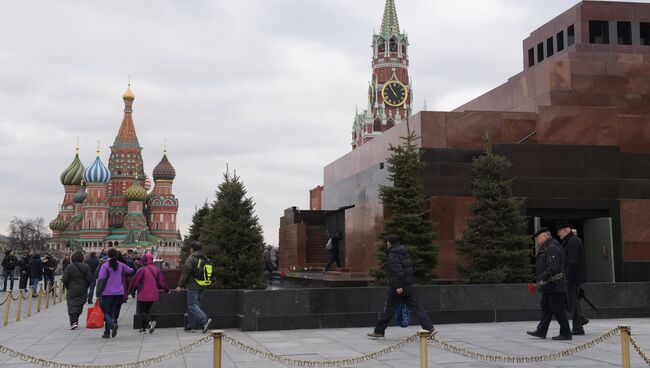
left=0, top=0, right=638, bottom=244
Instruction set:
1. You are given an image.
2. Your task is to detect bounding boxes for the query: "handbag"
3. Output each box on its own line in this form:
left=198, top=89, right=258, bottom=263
left=394, top=302, right=411, bottom=328
left=86, top=300, right=105, bottom=329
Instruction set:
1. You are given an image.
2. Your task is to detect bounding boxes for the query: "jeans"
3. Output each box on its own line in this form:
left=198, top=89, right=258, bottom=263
left=44, top=273, right=55, bottom=293
left=31, top=277, right=41, bottom=296
left=374, top=287, right=433, bottom=333
left=535, top=292, right=572, bottom=337
left=87, top=278, right=96, bottom=303
left=186, top=289, right=207, bottom=330
left=2, top=269, right=14, bottom=291
left=101, top=295, right=122, bottom=337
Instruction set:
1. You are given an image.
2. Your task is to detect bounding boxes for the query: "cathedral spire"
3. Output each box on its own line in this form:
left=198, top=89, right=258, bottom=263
left=113, top=83, right=140, bottom=147
left=380, top=0, right=400, bottom=36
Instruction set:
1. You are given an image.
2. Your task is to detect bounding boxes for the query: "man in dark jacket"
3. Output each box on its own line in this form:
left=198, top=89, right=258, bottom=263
left=84, top=252, right=100, bottom=304
left=368, top=234, right=435, bottom=338
left=175, top=241, right=212, bottom=333
left=28, top=253, right=44, bottom=297
left=527, top=227, right=572, bottom=340
left=43, top=253, right=57, bottom=295
left=557, top=220, right=588, bottom=335
left=2, top=250, right=18, bottom=291
left=323, top=232, right=342, bottom=272
left=18, top=252, right=31, bottom=291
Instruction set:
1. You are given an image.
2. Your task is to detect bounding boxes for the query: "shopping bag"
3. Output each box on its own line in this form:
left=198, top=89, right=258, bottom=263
left=394, top=302, right=411, bottom=328
left=86, top=300, right=105, bottom=329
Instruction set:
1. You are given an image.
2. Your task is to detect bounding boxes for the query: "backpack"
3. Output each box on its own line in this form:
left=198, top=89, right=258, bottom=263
left=193, top=255, right=213, bottom=287
left=325, top=238, right=332, bottom=250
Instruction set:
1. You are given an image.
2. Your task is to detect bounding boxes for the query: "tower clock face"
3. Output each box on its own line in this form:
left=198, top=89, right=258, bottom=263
left=381, top=80, right=408, bottom=107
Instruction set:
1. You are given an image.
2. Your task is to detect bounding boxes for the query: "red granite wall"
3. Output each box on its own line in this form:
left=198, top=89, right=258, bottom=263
left=279, top=223, right=307, bottom=270
left=621, top=199, right=650, bottom=262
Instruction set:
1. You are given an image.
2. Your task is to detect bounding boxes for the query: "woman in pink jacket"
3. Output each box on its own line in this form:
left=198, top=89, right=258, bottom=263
left=128, top=253, right=169, bottom=333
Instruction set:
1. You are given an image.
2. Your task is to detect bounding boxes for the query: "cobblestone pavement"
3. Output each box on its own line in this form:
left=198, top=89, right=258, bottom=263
left=0, top=295, right=649, bottom=367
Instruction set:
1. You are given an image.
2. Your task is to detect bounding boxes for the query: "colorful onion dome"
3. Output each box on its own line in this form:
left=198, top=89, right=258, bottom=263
left=73, top=183, right=87, bottom=203
left=152, top=154, right=176, bottom=181
left=83, top=155, right=111, bottom=183
left=60, top=152, right=85, bottom=185
left=49, top=214, right=65, bottom=231
left=123, top=84, right=135, bottom=101
left=124, top=180, right=147, bottom=202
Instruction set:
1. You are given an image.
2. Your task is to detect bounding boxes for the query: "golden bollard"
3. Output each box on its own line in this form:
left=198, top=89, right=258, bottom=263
left=36, top=287, right=42, bottom=313
left=417, top=330, right=429, bottom=368
left=211, top=330, right=224, bottom=368
left=620, top=324, right=631, bottom=368
left=3, top=292, right=12, bottom=327
left=45, top=284, right=50, bottom=309
left=27, top=290, right=33, bottom=317
left=15, top=291, right=23, bottom=322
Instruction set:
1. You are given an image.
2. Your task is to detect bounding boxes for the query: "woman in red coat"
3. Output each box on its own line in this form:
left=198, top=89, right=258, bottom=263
left=128, top=253, right=169, bottom=333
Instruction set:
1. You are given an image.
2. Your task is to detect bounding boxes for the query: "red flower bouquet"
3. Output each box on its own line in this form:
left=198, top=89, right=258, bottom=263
left=527, top=272, right=564, bottom=295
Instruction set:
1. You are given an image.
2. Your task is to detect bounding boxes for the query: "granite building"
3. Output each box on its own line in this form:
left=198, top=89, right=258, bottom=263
left=280, top=0, right=650, bottom=282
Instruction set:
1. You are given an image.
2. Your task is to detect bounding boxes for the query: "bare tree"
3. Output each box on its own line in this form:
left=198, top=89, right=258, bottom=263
left=8, top=217, right=50, bottom=251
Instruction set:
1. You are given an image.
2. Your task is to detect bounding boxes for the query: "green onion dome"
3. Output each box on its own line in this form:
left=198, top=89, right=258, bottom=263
left=73, top=183, right=87, bottom=203
left=60, top=152, right=85, bottom=185
left=124, top=179, right=147, bottom=202
left=49, top=214, right=65, bottom=231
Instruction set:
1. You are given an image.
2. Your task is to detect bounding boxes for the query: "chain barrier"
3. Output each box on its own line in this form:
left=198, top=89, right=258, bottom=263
left=630, top=335, right=650, bottom=366
left=222, top=333, right=418, bottom=367
left=428, top=327, right=620, bottom=363
left=0, top=292, right=9, bottom=306
left=0, top=335, right=212, bottom=368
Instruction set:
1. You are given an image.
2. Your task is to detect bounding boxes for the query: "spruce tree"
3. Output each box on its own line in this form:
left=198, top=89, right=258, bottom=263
left=457, top=140, right=532, bottom=284
left=369, top=130, right=438, bottom=285
left=180, top=201, right=210, bottom=266
left=200, top=170, right=266, bottom=289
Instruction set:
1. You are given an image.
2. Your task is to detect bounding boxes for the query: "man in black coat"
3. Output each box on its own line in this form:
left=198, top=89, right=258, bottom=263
left=323, top=232, right=342, bottom=272
left=28, top=253, right=44, bottom=297
left=84, top=252, right=100, bottom=304
left=527, top=227, right=572, bottom=340
left=2, top=250, right=18, bottom=292
left=368, top=234, right=435, bottom=338
left=557, top=220, right=589, bottom=335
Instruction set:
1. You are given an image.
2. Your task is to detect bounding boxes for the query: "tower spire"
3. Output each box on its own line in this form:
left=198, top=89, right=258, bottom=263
left=380, top=0, right=400, bottom=36
left=114, top=83, right=140, bottom=147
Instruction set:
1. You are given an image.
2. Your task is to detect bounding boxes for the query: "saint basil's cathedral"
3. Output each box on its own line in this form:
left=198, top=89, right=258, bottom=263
left=48, top=85, right=181, bottom=267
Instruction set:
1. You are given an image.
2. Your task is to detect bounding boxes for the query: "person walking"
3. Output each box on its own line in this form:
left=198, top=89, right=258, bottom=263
left=323, top=232, right=342, bottom=272
left=175, top=241, right=212, bottom=333
left=18, top=251, right=31, bottom=292
left=129, top=253, right=169, bottom=333
left=96, top=248, right=133, bottom=339
left=84, top=252, right=100, bottom=304
left=1, top=250, right=18, bottom=292
left=557, top=220, right=589, bottom=335
left=527, top=227, right=572, bottom=340
left=62, top=251, right=92, bottom=330
left=28, top=253, right=43, bottom=297
left=367, top=234, right=435, bottom=338
left=43, top=254, right=57, bottom=295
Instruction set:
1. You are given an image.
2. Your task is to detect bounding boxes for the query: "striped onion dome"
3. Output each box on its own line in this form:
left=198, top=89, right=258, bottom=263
left=73, top=184, right=87, bottom=203
left=83, top=156, right=111, bottom=183
left=49, top=214, right=65, bottom=231
left=152, top=154, right=176, bottom=181
left=124, top=180, right=147, bottom=202
left=60, top=152, right=85, bottom=185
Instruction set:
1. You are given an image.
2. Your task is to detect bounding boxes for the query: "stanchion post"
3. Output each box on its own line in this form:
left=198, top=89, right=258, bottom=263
left=36, top=287, right=42, bottom=313
left=27, top=290, right=33, bottom=317
left=211, top=330, right=224, bottom=368
left=417, top=330, right=429, bottom=368
left=620, top=325, right=631, bottom=368
left=3, top=292, right=12, bottom=326
left=52, top=282, right=56, bottom=306
left=45, top=283, right=50, bottom=309
left=15, top=292, right=23, bottom=322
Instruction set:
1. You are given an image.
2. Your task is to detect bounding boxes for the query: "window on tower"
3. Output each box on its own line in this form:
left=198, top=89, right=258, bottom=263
left=377, top=37, right=385, bottom=53
left=401, top=44, right=406, bottom=54
left=389, top=37, right=398, bottom=52
left=373, top=118, right=382, bottom=132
